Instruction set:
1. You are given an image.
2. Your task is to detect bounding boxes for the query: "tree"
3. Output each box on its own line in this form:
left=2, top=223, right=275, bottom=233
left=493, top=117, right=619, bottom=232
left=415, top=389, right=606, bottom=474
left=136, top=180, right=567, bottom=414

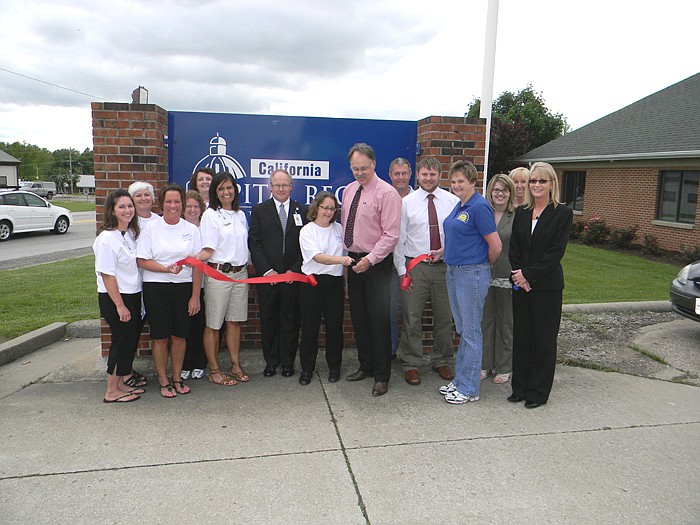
left=0, top=141, right=54, bottom=181
left=467, top=85, right=568, bottom=175
left=0, top=142, right=94, bottom=192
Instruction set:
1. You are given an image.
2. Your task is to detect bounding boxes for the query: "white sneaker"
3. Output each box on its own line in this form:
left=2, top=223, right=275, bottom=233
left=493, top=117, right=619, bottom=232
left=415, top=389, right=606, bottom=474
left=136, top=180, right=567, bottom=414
left=445, top=390, right=479, bottom=404
left=438, top=382, right=457, bottom=395
left=191, top=369, right=205, bottom=379
left=480, top=369, right=489, bottom=380
left=180, top=370, right=191, bottom=380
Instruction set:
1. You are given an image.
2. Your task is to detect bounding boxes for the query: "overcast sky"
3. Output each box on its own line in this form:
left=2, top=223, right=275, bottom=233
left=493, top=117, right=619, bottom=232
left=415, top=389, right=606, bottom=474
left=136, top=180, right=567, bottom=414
left=0, top=0, right=698, bottom=152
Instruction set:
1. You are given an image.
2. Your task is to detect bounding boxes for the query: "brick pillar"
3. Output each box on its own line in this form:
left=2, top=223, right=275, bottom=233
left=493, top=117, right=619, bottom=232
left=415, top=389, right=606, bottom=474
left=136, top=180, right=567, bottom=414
left=92, top=102, right=168, bottom=357
left=414, top=115, right=488, bottom=351
left=416, top=116, right=487, bottom=189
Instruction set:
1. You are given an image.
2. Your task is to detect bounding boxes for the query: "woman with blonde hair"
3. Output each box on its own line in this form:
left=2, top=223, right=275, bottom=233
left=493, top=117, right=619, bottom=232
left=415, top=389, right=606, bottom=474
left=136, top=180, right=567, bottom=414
left=481, top=173, right=516, bottom=384
left=508, top=167, right=529, bottom=207
left=509, top=162, right=572, bottom=408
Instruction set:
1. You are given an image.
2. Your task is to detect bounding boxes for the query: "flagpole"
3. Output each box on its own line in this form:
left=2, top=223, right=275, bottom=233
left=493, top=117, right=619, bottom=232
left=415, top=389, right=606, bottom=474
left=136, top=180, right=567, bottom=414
left=480, top=0, right=499, bottom=192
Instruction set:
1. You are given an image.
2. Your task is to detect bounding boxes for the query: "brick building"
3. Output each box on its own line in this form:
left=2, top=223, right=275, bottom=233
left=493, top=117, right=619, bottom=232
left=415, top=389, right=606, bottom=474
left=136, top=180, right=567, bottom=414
left=518, top=73, right=700, bottom=253
left=91, top=104, right=486, bottom=355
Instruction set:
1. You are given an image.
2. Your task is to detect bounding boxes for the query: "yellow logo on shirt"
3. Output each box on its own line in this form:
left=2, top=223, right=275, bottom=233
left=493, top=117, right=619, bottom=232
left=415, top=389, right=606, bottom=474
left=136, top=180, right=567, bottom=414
left=457, top=212, right=469, bottom=223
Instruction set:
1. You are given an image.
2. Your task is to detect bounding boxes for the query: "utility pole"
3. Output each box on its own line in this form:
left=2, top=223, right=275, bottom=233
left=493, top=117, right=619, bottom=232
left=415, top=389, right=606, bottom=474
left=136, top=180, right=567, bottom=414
left=69, top=148, right=73, bottom=194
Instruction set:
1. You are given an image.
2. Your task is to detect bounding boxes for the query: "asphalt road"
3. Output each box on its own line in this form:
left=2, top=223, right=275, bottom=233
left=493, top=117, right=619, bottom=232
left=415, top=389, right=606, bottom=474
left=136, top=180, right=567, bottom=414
left=0, top=211, right=96, bottom=270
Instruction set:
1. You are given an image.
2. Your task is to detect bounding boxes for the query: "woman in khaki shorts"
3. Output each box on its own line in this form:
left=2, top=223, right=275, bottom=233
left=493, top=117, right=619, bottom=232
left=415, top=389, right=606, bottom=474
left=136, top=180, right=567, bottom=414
left=192, top=172, right=250, bottom=386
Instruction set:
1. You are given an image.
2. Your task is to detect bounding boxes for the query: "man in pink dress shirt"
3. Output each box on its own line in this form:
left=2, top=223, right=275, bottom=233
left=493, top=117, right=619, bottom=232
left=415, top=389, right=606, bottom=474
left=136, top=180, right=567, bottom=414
left=341, top=143, right=402, bottom=396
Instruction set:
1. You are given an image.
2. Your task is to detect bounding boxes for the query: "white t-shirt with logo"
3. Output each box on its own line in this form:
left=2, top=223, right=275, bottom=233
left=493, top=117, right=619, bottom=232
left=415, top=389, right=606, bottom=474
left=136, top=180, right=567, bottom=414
left=200, top=207, right=248, bottom=265
left=300, top=221, right=345, bottom=277
left=93, top=229, right=141, bottom=294
left=137, top=217, right=202, bottom=283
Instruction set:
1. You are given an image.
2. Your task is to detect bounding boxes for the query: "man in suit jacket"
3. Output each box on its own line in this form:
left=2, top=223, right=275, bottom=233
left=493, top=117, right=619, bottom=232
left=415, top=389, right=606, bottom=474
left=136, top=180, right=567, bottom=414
left=249, top=169, right=308, bottom=377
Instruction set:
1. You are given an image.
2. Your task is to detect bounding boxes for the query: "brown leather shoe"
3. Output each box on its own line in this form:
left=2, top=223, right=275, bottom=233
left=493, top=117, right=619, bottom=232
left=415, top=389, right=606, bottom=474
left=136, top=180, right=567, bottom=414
left=372, top=382, right=388, bottom=396
left=404, top=369, right=421, bottom=385
left=346, top=369, right=368, bottom=382
left=433, top=366, right=455, bottom=381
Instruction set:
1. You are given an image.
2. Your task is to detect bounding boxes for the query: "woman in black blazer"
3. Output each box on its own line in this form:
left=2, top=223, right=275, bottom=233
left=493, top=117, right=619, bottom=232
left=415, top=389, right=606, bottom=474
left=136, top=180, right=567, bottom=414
left=508, top=162, right=573, bottom=408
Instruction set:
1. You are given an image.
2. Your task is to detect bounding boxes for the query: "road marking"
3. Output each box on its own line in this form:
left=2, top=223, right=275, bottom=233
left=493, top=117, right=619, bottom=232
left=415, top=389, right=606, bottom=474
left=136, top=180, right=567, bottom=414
left=74, top=219, right=96, bottom=223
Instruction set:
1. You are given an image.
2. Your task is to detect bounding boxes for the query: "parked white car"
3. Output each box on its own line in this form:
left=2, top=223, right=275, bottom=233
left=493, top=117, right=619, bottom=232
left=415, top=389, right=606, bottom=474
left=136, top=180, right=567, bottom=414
left=0, top=190, right=72, bottom=241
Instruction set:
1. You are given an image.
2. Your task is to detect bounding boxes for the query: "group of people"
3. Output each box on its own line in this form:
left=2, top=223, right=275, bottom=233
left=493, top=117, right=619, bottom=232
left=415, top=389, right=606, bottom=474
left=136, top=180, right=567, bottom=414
left=95, top=142, right=571, bottom=409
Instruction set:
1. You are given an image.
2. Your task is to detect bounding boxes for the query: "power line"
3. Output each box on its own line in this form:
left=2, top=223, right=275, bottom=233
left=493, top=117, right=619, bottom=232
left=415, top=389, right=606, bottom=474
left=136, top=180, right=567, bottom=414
left=0, top=66, right=109, bottom=101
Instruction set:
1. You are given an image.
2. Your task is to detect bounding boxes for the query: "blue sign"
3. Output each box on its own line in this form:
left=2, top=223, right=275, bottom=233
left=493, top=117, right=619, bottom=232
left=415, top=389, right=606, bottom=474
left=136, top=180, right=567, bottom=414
left=168, top=112, right=417, bottom=212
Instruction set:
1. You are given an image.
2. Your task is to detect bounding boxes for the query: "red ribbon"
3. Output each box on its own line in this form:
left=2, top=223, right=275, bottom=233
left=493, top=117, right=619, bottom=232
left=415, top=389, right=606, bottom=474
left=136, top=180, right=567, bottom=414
left=176, top=257, right=317, bottom=286
left=400, top=254, right=434, bottom=290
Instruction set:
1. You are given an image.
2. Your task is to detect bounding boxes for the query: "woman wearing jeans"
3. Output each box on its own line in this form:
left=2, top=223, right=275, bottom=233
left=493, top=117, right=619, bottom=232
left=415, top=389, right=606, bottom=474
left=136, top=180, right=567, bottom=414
left=440, top=160, right=501, bottom=404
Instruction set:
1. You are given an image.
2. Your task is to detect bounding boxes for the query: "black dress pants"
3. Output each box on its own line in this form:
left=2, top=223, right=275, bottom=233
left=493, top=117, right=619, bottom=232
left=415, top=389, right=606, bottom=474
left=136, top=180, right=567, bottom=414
left=99, top=292, right=142, bottom=376
left=257, top=282, right=300, bottom=368
left=299, top=274, right=344, bottom=373
left=347, top=256, right=392, bottom=382
left=511, top=288, right=563, bottom=404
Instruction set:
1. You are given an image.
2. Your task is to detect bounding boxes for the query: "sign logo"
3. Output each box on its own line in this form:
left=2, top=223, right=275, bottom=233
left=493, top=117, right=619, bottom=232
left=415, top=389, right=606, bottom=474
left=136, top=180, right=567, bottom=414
left=192, top=133, right=247, bottom=179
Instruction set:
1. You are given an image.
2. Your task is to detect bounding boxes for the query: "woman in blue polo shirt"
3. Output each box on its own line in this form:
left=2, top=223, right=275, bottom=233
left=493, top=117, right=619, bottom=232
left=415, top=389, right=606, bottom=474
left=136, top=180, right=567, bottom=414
left=440, top=160, right=502, bottom=404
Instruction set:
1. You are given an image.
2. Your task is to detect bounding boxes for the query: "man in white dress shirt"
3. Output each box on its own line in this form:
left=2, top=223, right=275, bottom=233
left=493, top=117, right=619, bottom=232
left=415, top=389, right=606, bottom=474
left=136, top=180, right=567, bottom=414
left=393, top=156, right=460, bottom=385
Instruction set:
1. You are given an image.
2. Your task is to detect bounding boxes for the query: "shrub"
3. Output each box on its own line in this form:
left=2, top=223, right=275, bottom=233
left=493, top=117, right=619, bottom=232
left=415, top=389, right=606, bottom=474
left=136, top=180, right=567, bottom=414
left=570, top=220, right=586, bottom=240
left=610, top=224, right=639, bottom=249
left=581, top=217, right=610, bottom=245
left=641, top=234, right=661, bottom=256
left=679, top=244, right=700, bottom=265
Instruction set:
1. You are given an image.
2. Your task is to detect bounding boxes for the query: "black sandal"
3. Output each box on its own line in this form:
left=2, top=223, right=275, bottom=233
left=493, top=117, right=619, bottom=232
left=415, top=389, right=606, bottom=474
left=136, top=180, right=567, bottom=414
left=124, top=371, right=147, bottom=388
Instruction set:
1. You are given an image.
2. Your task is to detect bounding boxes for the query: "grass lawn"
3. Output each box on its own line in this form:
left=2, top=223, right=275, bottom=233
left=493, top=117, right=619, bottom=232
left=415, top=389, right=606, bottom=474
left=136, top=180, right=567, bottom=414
left=0, top=255, right=98, bottom=341
left=53, top=200, right=96, bottom=212
left=0, top=244, right=681, bottom=341
left=562, top=243, right=679, bottom=304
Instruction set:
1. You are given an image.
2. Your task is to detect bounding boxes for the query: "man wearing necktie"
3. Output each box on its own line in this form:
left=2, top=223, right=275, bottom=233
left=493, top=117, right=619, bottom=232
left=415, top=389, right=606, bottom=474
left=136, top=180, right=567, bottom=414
left=393, top=156, right=460, bottom=386
left=341, top=143, right=401, bottom=397
left=249, top=169, right=308, bottom=377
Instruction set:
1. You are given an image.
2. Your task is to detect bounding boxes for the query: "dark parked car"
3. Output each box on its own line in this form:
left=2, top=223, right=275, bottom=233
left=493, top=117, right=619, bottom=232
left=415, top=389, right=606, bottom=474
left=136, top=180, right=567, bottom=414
left=670, top=260, right=700, bottom=322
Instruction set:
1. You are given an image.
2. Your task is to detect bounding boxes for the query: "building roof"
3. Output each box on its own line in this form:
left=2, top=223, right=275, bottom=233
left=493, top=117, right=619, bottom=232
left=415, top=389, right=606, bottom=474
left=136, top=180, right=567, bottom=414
left=77, top=175, right=95, bottom=188
left=518, top=73, right=700, bottom=163
left=0, top=149, right=21, bottom=165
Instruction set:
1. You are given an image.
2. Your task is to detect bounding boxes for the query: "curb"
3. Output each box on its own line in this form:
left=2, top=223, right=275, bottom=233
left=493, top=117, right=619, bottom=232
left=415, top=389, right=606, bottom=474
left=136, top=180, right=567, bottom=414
left=562, top=300, right=670, bottom=314
left=0, top=322, right=67, bottom=367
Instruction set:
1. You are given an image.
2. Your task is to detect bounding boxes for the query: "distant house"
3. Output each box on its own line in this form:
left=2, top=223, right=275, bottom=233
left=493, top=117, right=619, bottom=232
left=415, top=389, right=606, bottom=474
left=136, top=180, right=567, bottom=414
left=77, top=174, right=95, bottom=194
left=0, top=149, right=20, bottom=188
left=518, top=73, right=700, bottom=252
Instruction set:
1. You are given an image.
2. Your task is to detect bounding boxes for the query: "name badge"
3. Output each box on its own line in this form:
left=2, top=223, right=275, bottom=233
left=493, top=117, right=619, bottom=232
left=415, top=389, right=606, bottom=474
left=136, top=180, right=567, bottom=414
left=182, top=232, right=193, bottom=241
left=293, top=213, right=303, bottom=226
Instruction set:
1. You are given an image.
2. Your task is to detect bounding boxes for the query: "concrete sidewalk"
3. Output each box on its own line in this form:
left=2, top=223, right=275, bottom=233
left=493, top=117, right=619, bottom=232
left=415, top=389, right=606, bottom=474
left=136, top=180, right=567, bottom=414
left=0, top=335, right=698, bottom=523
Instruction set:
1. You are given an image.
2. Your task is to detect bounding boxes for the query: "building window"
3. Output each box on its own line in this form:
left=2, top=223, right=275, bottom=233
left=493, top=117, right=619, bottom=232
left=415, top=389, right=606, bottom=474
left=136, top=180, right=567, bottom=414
left=563, top=171, right=585, bottom=211
left=657, top=171, right=699, bottom=224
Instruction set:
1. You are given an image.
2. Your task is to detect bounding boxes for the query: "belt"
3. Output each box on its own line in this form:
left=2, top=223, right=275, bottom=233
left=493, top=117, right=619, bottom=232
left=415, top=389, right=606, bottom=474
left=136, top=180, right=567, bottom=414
left=406, top=256, right=443, bottom=265
left=207, top=262, right=245, bottom=273
left=348, top=251, right=369, bottom=260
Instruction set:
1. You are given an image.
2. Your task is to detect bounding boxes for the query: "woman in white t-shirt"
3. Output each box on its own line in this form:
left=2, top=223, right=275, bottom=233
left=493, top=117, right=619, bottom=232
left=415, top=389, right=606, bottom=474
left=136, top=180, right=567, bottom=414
left=125, top=181, right=159, bottom=388
left=192, top=172, right=249, bottom=387
left=298, top=191, right=353, bottom=386
left=136, top=185, right=203, bottom=398
left=181, top=190, right=208, bottom=380
left=93, top=189, right=143, bottom=403
left=129, top=181, right=160, bottom=228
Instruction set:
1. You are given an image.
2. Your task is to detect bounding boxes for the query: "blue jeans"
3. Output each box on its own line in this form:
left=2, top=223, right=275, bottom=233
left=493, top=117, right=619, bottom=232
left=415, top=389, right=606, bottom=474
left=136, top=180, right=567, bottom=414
left=446, top=263, right=490, bottom=396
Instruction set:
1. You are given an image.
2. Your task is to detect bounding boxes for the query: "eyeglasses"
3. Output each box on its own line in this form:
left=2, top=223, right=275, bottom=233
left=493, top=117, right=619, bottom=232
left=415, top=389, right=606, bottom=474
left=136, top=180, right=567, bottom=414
left=318, top=205, right=336, bottom=212
left=529, top=179, right=550, bottom=185
left=491, top=188, right=510, bottom=194
left=270, top=184, right=291, bottom=190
